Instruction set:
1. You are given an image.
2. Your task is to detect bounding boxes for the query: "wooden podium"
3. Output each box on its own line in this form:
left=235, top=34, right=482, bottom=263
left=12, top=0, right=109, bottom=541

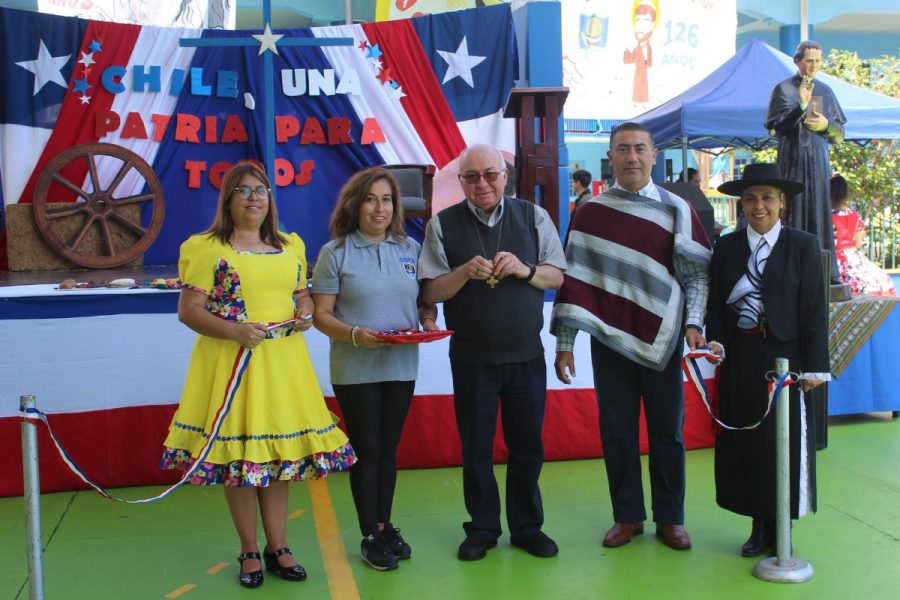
left=503, top=87, right=568, bottom=231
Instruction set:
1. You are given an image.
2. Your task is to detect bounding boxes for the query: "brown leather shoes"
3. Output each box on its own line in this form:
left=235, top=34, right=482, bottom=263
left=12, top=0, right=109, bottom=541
left=656, top=524, right=692, bottom=550
left=602, top=522, right=644, bottom=547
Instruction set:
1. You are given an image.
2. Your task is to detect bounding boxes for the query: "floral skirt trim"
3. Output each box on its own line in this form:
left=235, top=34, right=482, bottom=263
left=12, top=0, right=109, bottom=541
left=159, top=443, right=356, bottom=487
left=838, top=249, right=898, bottom=298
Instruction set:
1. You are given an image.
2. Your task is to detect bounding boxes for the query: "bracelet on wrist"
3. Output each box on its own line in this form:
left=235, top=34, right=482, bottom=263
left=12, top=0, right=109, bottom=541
left=350, top=326, right=360, bottom=347
left=523, top=262, right=537, bottom=283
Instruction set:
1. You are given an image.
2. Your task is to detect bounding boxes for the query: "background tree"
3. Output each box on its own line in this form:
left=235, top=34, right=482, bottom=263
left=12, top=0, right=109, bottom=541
left=825, top=50, right=898, bottom=218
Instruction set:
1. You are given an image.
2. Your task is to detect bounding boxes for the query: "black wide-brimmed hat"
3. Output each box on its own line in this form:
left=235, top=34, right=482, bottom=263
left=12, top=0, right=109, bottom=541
left=717, top=163, right=805, bottom=197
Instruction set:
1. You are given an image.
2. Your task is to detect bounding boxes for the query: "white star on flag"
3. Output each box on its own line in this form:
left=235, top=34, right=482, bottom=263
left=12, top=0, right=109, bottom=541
left=385, top=82, right=406, bottom=101
left=437, top=37, right=485, bottom=88
left=16, top=39, right=71, bottom=95
left=252, top=23, right=284, bottom=55
left=79, top=51, right=95, bottom=68
left=79, top=94, right=91, bottom=105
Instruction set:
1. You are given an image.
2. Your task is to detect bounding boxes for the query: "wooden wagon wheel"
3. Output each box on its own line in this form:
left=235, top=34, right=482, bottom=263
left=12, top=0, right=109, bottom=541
left=32, top=143, right=165, bottom=269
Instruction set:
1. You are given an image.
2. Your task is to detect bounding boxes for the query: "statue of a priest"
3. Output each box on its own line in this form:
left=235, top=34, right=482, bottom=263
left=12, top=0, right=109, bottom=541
left=765, top=40, right=846, bottom=283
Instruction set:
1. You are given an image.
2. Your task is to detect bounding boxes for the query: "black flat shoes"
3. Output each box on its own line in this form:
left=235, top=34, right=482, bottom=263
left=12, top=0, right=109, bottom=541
left=263, top=546, right=307, bottom=581
left=237, top=551, right=264, bottom=588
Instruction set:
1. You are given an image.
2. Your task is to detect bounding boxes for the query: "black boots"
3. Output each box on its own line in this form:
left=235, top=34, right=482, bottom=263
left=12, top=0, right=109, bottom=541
left=740, top=519, right=774, bottom=557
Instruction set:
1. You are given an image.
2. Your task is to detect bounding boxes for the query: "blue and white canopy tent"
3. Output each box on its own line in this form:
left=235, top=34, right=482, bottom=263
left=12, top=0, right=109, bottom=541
left=632, top=38, right=900, bottom=155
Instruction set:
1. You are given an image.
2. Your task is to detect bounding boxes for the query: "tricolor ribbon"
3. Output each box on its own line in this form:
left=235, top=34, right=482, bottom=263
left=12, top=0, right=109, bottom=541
left=682, top=346, right=797, bottom=431
left=17, top=317, right=305, bottom=503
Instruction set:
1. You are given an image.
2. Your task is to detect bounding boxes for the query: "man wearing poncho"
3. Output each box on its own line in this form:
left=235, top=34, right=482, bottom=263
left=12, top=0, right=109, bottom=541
left=552, top=122, right=711, bottom=551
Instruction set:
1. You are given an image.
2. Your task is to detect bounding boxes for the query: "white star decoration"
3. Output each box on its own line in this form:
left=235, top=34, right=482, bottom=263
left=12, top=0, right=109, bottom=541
left=437, top=37, right=485, bottom=88
left=16, top=40, right=71, bottom=95
left=252, top=23, right=284, bottom=55
left=384, top=82, right=406, bottom=101
left=78, top=51, right=95, bottom=68
left=79, top=94, right=91, bottom=105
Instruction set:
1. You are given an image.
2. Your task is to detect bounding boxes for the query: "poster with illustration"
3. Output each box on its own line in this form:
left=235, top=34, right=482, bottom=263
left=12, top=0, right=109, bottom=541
left=563, top=0, right=735, bottom=119
left=37, top=0, right=236, bottom=28
left=376, top=0, right=525, bottom=21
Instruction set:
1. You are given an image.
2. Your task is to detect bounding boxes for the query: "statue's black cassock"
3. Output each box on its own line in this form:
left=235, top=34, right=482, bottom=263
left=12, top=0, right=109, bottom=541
left=765, top=74, right=846, bottom=281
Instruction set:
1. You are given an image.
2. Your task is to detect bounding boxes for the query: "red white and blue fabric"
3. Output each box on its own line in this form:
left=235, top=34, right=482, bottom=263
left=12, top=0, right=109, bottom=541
left=682, top=345, right=797, bottom=431
left=19, top=346, right=251, bottom=503
left=0, top=4, right=516, bottom=268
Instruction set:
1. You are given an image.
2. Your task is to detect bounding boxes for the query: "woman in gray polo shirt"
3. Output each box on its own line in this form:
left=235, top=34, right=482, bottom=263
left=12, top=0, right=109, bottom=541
left=312, top=167, right=437, bottom=571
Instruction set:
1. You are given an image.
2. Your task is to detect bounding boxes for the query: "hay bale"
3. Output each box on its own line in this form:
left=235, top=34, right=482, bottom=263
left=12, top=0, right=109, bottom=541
left=7, top=203, right=144, bottom=271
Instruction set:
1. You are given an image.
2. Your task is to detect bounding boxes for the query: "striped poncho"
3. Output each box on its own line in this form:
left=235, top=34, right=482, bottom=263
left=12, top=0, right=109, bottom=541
left=551, top=186, right=712, bottom=370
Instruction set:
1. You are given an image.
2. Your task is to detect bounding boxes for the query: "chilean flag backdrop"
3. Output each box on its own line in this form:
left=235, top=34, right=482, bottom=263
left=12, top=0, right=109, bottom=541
left=0, top=4, right=517, bottom=269
left=0, top=6, right=723, bottom=498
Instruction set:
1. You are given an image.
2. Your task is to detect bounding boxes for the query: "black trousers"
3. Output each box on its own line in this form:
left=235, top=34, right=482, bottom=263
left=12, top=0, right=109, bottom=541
left=590, top=338, right=686, bottom=525
left=333, top=380, right=414, bottom=536
left=450, top=356, right=546, bottom=541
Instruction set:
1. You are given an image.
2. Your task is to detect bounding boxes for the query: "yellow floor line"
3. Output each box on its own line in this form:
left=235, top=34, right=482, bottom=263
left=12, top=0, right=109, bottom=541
left=205, top=562, right=229, bottom=574
left=288, top=508, right=306, bottom=520
left=309, top=478, right=360, bottom=600
left=163, top=583, right=197, bottom=598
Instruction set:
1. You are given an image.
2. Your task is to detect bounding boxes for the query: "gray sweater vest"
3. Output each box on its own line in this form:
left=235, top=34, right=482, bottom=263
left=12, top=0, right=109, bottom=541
left=438, top=198, right=544, bottom=364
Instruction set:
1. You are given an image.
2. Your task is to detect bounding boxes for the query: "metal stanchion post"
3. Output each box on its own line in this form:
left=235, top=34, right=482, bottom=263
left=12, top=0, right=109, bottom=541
left=752, top=359, right=814, bottom=583
left=20, top=394, right=46, bottom=600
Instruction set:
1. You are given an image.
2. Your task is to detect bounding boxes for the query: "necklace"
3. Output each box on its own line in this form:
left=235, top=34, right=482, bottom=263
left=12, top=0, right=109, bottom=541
left=472, top=213, right=503, bottom=289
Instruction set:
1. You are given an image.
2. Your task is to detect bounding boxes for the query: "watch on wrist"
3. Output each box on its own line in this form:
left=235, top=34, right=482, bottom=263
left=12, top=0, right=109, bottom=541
left=524, top=262, right=537, bottom=282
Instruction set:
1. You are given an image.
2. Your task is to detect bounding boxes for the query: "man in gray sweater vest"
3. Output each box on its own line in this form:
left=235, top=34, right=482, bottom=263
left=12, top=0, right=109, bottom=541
left=418, top=144, right=566, bottom=561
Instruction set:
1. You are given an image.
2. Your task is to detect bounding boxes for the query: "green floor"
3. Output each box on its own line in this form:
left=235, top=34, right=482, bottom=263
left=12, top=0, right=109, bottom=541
left=3, top=414, right=898, bottom=600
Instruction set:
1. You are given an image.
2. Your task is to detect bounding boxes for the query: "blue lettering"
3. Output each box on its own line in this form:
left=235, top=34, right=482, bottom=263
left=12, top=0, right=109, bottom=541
left=101, top=65, right=127, bottom=94
left=132, top=65, right=162, bottom=92
left=190, top=67, right=211, bottom=96
left=170, top=69, right=186, bottom=96
left=216, top=70, right=239, bottom=99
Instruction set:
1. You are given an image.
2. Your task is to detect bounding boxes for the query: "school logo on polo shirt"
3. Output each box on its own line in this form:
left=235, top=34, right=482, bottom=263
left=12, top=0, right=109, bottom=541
left=400, top=257, right=416, bottom=280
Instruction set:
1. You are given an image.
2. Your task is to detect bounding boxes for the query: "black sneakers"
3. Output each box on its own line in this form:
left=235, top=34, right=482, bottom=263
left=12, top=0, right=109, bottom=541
left=382, top=525, right=412, bottom=560
left=361, top=532, right=399, bottom=571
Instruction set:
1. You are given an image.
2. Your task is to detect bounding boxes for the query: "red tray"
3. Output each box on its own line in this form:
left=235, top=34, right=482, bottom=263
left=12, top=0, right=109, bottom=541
left=373, top=329, right=454, bottom=344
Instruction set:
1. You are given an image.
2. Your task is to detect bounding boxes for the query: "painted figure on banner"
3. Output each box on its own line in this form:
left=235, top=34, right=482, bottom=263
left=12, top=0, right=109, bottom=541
left=705, top=163, right=829, bottom=557
left=418, top=144, right=567, bottom=561
left=765, top=40, right=847, bottom=283
left=552, top=122, right=711, bottom=552
left=160, top=162, right=356, bottom=589
left=312, top=167, right=438, bottom=571
left=623, top=0, right=658, bottom=106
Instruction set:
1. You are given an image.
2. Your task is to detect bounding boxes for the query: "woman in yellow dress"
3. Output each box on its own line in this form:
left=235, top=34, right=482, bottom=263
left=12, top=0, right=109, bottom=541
left=161, top=162, right=356, bottom=589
